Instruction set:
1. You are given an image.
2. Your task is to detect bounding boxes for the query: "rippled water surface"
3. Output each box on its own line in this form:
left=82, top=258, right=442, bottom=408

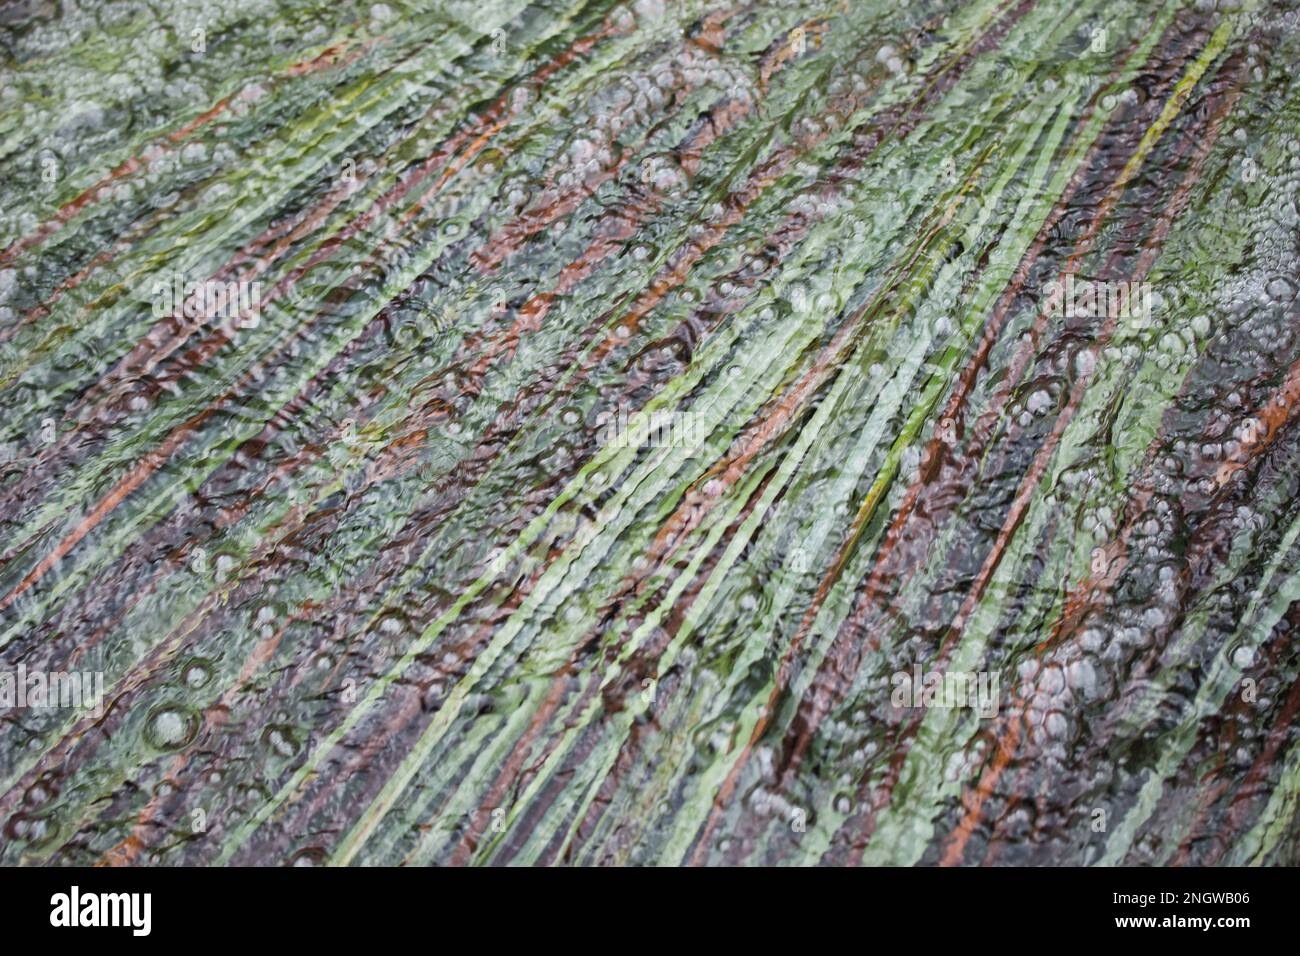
left=0, top=0, right=1298, bottom=866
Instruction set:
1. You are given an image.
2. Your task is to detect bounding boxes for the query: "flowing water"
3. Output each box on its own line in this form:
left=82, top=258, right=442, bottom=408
left=0, top=0, right=1297, bottom=866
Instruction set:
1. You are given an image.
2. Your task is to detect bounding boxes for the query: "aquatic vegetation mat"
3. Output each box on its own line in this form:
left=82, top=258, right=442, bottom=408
left=0, top=0, right=1298, bottom=867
